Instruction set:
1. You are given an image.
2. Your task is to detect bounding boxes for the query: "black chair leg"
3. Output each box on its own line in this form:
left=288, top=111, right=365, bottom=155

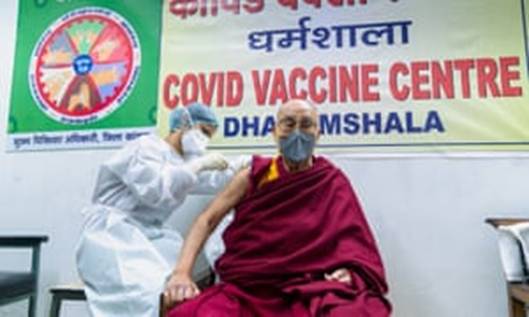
left=49, top=294, right=61, bottom=317
left=28, top=294, right=36, bottom=317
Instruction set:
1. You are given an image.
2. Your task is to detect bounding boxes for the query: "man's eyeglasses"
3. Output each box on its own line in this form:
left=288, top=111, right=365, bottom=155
left=277, top=117, right=316, bottom=132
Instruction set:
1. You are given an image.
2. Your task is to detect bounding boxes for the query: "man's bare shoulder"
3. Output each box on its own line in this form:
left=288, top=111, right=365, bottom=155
left=223, top=167, right=251, bottom=198
left=232, top=167, right=250, bottom=188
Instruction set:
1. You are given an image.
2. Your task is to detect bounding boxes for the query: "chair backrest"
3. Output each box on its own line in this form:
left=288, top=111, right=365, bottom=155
left=485, top=220, right=529, bottom=317
left=486, top=218, right=529, bottom=228
left=0, top=236, right=48, bottom=274
left=0, top=236, right=48, bottom=314
left=486, top=218, right=529, bottom=282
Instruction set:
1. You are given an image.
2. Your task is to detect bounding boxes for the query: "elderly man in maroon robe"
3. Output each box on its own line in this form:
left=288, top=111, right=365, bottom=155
left=164, top=99, right=391, bottom=316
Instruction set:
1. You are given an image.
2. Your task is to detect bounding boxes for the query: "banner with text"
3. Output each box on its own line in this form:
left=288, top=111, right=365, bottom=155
left=158, top=0, right=529, bottom=153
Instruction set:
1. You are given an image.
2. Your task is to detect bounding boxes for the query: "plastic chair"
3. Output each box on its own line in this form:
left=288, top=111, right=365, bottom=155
left=486, top=217, right=529, bottom=317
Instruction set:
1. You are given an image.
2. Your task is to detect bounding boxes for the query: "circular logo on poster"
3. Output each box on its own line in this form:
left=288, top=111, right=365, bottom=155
left=29, top=7, right=141, bottom=125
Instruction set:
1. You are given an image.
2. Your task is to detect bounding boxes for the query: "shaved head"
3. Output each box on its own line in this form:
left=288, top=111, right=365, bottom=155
left=276, top=99, right=318, bottom=123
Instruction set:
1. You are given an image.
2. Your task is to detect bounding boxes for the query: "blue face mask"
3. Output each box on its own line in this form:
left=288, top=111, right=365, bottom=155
left=279, top=130, right=316, bottom=163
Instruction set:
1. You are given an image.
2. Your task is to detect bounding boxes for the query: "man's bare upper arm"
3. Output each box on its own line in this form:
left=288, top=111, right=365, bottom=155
left=205, top=167, right=250, bottom=226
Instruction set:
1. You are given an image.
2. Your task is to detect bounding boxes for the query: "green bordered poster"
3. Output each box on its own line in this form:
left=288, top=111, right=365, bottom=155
left=7, top=0, right=162, bottom=151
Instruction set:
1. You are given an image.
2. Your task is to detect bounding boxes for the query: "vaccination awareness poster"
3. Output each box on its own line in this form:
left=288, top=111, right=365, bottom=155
left=6, top=0, right=529, bottom=153
left=7, top=0, right=161, bottom=151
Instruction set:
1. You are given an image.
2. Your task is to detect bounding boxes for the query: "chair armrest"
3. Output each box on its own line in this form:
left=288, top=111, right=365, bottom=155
left=194, top=267, right=215, bottom=289
left=485, top=218, right=529, bottom=229
left=0, top=236, right=49, bottom=248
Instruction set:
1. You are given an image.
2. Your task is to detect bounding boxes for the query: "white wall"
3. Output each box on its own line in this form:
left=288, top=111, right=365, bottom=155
left=0, top=1, right=526, bottom=316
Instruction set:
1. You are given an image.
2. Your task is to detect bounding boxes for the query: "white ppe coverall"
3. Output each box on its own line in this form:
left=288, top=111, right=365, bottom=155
left=76, top=134, right=239, bottom=317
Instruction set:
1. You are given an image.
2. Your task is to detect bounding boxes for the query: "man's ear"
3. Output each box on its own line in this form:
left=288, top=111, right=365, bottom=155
left=315, top=128, right=321, bottom=141
left=272, top=125, right=279, bottom=143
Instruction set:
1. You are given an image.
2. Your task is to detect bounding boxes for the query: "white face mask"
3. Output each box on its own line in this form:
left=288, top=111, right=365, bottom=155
left=181, top=129, right=209, bottom=156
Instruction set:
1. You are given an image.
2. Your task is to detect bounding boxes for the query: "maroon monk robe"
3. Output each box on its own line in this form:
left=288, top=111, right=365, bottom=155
left=168, top=155, right=391, bottom=317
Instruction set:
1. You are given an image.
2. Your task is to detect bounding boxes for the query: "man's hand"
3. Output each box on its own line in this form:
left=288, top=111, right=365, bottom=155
left=164, top=272, right=200, bottom=308
left=324, top=268, right=352, bottom=285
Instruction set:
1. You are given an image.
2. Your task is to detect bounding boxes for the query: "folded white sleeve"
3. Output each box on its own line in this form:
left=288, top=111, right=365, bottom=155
left=188, top=155, right=251, bottom=195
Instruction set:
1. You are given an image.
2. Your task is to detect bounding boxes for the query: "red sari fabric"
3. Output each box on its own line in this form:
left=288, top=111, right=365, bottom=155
left=168, top=156, right=391, bottom=317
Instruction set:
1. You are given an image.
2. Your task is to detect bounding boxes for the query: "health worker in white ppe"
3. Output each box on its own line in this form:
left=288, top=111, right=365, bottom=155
left=76, top=102, right=247, bottom=317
